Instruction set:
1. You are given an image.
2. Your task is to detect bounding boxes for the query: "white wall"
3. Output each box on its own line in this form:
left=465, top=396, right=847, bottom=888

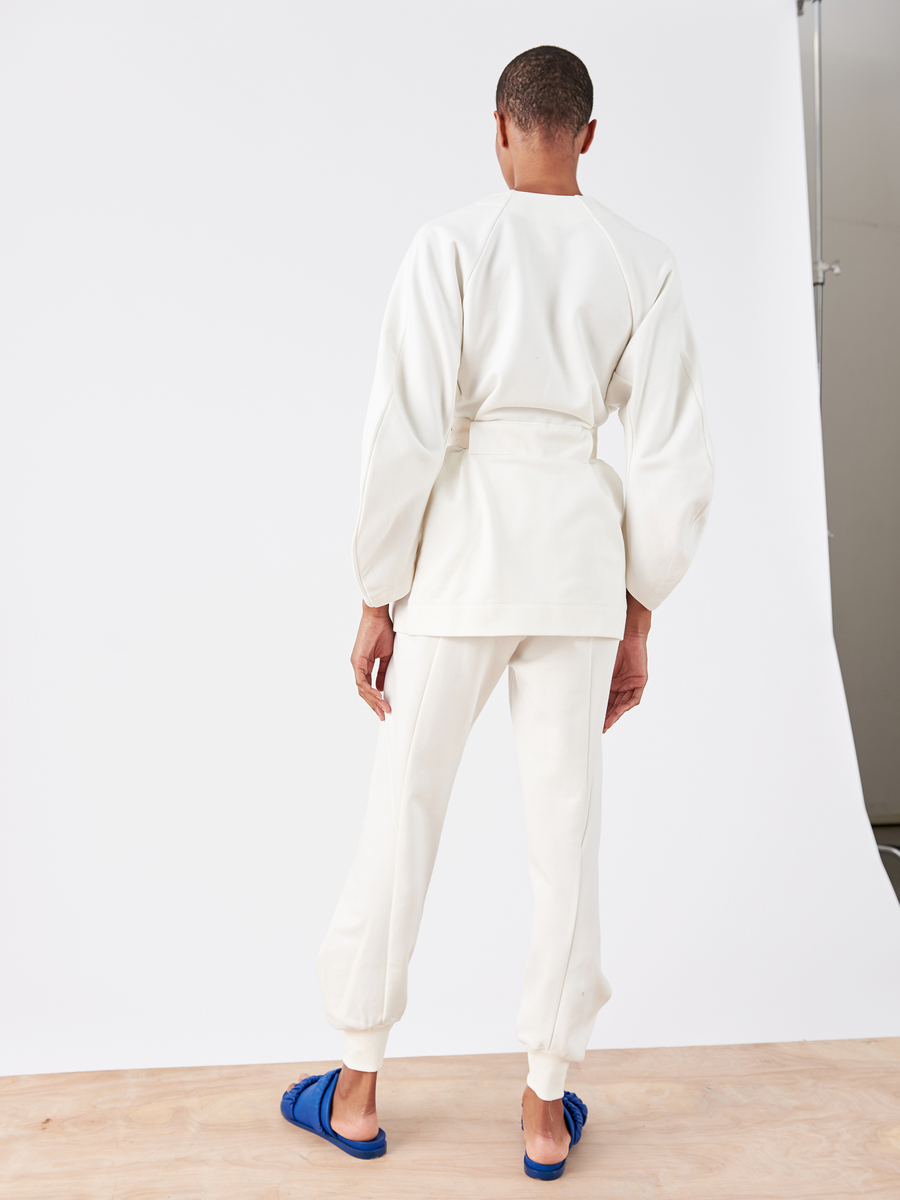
left=1, top=0, right=899, bottom=1077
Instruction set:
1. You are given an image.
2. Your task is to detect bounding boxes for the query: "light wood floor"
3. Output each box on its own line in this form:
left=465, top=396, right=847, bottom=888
left=3, top=1039, right=899, bottom=1198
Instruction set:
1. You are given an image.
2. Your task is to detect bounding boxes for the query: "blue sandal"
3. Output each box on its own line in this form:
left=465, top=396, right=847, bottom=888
left=281, top=1068, right=387, bottom=1159
left=523, top=1090, right=587, bottom=1181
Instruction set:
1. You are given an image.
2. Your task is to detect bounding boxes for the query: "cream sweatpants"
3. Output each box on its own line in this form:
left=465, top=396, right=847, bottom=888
left=316, top=631, right=618, bottom=1102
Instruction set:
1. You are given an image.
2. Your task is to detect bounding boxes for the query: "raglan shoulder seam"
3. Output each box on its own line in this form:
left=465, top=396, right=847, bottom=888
left=577, top=195, right=637, bottom=333
left=462, top=191, right=513, bottom=290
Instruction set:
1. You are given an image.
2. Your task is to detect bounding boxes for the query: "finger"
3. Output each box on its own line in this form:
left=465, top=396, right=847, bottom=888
left=603, top=703, right=623, bottom=733
left=357, top=680, right=391, bottom=719
left=604, top=702, right=630, bottom=732
left=362, top=693, right=387, bottom=720
left=375, top=653, right=392, bottom=693
left=352, top=657, right=375, bottom=691
left=616, top=686, right=644, bottom=715
left=604, top=686, right=646, bottom=732
left=605, top=686, right=634, bottom=720
left=358, top=685, right=388, bottom=712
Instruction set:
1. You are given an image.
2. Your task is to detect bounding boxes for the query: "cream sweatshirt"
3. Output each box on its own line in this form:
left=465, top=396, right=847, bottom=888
left=352, top=189, right=714, bottom=637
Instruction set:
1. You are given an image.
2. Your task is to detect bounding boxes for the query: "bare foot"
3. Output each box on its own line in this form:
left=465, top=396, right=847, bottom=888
left=522, top=1085, right=571, bottom=1165
left=295, top=1067, right=379, bottom=1141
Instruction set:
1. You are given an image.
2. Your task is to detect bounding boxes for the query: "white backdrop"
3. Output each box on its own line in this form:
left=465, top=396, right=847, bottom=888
left=2, top=0, right=899, bottom=1077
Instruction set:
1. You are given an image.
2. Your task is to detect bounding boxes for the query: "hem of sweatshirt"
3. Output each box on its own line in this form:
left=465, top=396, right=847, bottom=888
left=525, top=1050, right=570, bottom=1101
left=392, top=602, right=626, bottom=639
left=341, top=1026, right=391, bottom=1073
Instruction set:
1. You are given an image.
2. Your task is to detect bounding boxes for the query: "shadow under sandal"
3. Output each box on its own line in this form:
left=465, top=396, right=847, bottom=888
left=523, top=1090, right=587, bottom=1181
left=281, top=1068, right=387, bottom=1159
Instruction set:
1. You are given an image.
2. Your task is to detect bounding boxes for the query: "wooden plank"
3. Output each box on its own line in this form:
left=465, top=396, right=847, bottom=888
left=2, top=1039, right=899, bottom=1198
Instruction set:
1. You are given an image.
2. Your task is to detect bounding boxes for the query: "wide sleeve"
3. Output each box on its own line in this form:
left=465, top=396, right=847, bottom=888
left=605, top=258, right=715, bottom=610
left=351, top=225, right=464, bottom=606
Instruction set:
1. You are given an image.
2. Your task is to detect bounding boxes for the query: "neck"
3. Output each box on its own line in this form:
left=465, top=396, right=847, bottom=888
left=513, top=173, right=580, bottom=196
left=495, top=115, right=595, bottom=197
left=509, top=146, right=581, bottom=196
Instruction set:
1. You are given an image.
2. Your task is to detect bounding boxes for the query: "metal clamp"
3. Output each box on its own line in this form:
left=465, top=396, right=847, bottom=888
left=813, top=258, right=841, bottom=285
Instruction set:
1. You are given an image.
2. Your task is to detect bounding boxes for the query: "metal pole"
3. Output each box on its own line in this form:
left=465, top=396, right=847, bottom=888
left=801, top=0, right=840, bottom=408
left=812, top=0, right=824, bottom=394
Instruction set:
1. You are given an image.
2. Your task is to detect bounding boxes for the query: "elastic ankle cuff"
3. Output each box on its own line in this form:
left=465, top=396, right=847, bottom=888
left=526, top=1050, right=569, bottom=1101
left=342, top=1026, right=391, bottom=1073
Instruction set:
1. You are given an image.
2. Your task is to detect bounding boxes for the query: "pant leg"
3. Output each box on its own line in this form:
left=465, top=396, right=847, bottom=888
left=316, top=631, right=519, bottom=1071
left=507, top=635, right=619, bottom=1101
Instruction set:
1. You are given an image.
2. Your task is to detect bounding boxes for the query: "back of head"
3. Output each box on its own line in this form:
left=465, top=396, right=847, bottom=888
left=496, top=46, right=593, bottom=142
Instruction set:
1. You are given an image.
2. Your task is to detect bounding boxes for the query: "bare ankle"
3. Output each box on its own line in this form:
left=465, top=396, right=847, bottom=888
left=522, top=1085, right=569, bottom=1164
left=330, top=1066, right=379, bottom=1141
left=337, top=1065, right=377, bottom=1107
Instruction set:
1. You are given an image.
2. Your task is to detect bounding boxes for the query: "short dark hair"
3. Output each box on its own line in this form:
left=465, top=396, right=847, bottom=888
left=496, top=46, right=593, bottom=141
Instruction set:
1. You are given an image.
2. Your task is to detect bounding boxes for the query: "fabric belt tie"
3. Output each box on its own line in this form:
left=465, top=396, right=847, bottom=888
left=447, top=420, right=595, bottom=461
